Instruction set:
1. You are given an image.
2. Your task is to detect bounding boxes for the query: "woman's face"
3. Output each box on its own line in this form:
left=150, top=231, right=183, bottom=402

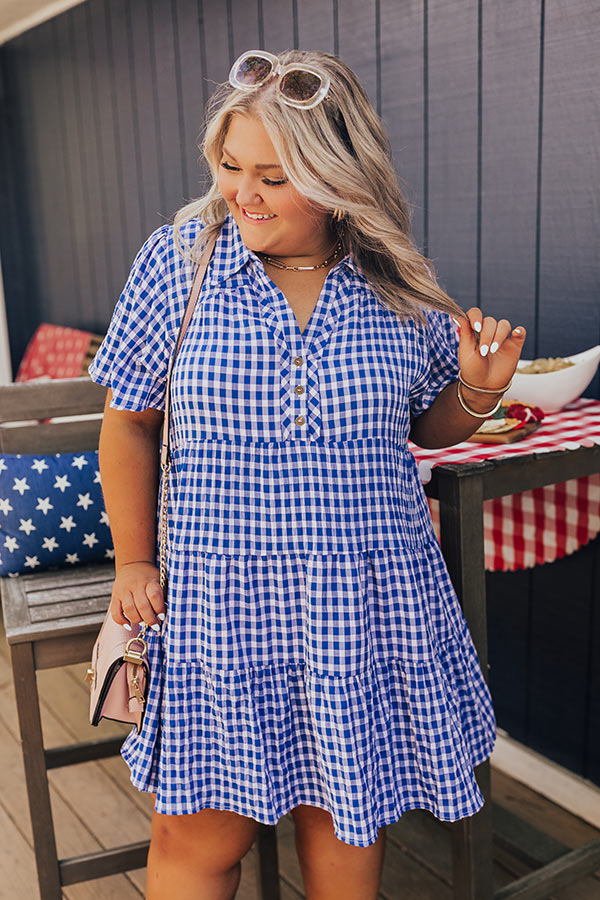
left=217, top=113, right=334, bottom=260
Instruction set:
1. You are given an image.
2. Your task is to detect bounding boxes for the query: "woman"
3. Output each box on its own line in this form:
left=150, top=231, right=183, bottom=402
left=88, top=49, right=526, bottom=900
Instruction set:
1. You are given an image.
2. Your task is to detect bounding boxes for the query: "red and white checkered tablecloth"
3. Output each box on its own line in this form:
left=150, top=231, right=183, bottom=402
left=408, top=397, right=600, bottom=571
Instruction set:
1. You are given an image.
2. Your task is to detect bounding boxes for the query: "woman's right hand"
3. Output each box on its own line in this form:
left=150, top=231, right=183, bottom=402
left=110, top=561, right=166, bottom=631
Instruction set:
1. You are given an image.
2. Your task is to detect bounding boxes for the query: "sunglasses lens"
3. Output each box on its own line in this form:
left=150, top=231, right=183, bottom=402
left=234, top=55, right=273, bottom=86
left=280, top=69, right=322, bottom=102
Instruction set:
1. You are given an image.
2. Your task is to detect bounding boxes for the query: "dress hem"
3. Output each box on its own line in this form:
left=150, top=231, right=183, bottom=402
left=121, top=737, right=495, bottom=848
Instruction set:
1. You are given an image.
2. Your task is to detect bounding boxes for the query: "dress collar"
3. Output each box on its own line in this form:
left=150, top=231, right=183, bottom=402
left=210, top=213, right=366, bottom=283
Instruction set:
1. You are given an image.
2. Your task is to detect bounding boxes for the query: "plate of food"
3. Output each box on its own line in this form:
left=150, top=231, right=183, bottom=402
left=466, top=401, right=545, bottom=444
left=502, top=344, right=600, bottom=413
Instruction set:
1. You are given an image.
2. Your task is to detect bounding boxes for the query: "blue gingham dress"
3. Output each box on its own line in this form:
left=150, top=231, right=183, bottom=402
left=88, top=213, right=496, bottom=846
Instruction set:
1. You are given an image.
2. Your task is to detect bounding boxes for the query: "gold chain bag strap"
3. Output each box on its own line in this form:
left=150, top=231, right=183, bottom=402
left=87, top=227, right=220, bottom=730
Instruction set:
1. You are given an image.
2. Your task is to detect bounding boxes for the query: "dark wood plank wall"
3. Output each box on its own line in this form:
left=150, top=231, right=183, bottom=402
left=0, top=0, right=598, bottom=785
left=1, top=0, right=599, bottom=375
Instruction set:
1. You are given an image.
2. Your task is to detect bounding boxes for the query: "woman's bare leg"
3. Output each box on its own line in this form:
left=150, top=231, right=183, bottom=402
left=291, top=804, right=386, bottom=900
left=146, top=794, right=259, bottom=900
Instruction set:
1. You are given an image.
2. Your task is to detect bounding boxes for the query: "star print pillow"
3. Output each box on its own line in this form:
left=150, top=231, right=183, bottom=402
left=0, top=451, right=114, bottom=577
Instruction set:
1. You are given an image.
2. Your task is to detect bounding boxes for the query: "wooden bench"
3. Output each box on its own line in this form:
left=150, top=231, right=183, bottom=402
left=0, top=377, right=281, bottom=900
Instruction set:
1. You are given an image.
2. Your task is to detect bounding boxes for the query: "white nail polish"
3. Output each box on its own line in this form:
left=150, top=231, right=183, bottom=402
left=473, top=321, right=482, bottom=332
left=123, top=622, right=132, bottom=631
left=480, top=344, right=489, bottom=357
left=157, top=612, right=166, bottom=621
left=151, top=623, right=161, bottom=631
left=490, top=341, right=499, bottom=353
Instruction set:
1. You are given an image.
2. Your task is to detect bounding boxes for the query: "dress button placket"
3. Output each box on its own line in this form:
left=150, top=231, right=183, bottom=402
left=281, top=343, right=321, bottom=440
left=293, top=346, right=308, bottom=434
left=304, top=352, right=322, bottom=440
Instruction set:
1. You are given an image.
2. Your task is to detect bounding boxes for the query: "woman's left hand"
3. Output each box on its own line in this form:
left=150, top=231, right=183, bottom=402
left=453, top=307, right=527, bottom=391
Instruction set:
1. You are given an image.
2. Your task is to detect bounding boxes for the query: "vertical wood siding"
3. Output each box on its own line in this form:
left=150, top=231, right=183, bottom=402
left=0, top=0, right=598, bottom=785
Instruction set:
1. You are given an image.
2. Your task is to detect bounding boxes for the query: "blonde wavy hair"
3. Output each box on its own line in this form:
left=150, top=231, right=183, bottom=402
left=173, top=49, right=465, bottom=326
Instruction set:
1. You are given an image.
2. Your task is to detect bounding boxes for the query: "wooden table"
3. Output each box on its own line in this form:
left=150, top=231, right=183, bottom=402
left=424, top=441, right=600, bottom=899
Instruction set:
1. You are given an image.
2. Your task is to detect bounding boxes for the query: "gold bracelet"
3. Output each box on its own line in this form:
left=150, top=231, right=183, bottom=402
left=456, top=381, right=504, bottom=418
left=458, top=370, right=513, bottom=394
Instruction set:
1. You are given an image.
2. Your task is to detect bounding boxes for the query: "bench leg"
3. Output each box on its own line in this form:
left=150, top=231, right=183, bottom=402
left=10, top=642, right=61, bottom=900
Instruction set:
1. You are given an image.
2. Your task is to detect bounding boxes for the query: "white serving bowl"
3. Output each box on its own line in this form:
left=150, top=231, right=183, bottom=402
left=502, top=344, right=600, bottom=413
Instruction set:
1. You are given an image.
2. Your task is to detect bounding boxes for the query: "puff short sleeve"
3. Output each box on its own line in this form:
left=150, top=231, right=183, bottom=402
left=409, top=307, right=460, bottom=418
left=87, top=224, right=173, bottom=411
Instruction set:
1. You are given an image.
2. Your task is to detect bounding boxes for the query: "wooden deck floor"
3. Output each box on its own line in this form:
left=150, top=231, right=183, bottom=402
left=0, top=615, right=599, bottom=900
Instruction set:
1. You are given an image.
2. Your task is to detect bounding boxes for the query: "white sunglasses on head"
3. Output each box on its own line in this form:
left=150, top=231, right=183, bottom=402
left=228, top=50, right=331, bottom=109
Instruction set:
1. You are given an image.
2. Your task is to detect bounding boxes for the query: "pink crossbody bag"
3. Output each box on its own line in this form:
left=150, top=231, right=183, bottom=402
left=86, top=227, right=221, bottom=730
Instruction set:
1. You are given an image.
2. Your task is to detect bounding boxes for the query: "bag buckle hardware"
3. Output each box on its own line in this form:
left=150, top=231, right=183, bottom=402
left=130, top=671, right=146, bottom=705
left=123, top=635, right=148, bottom=665
left=85, top=667, right=96, bottom=690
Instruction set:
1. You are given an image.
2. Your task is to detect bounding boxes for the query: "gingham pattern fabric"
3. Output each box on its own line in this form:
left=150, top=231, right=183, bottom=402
left=410, top=398, right=600, bottom=571
left=88, top=214, right=497, bottom=846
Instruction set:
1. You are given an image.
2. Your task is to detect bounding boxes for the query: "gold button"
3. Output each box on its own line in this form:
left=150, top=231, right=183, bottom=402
left=295, top=415, right=305, bottom=426
left=294, top=385, right=305, bottom=395
left=294, top=357, right=303, bottom=367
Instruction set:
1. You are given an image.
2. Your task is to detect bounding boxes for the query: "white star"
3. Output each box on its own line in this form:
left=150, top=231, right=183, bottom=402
left=36, top=497, right=54, bottom=515
left=72, top=455, right=88, bottom=470
left=0, top=498, right=14, bottom=516
left=65, top=552, right=80, bottom=564
left=42, top=536, right=59, bottom=551
left=54, top=474, right=71, bottom=492
left=0, top=459, right=8, bottom=474
left=24, top=555, right=40, bottom=569
left=105, top=547, right=115, bottom=559
left=18, top=518, right=36, bottom=535
left=3, top=536, right=19, bottom=553
left=77, top=492, right=94, bottom=511
left=100, top=510, right=110, bottom=526
left=59, top=515, right=77, bottom=533
left=8, top=572, right=20, bottom=578
left=82, top=532, right=99, bottom=548
left=12, top=477, right=30, bottom=496
left=31, top=458, right=49, bottom=474
left=94, top=470, right=101, bottom=484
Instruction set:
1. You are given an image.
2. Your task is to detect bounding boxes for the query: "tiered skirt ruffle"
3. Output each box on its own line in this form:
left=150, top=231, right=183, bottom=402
left=121, top=540, right=496, bottom=847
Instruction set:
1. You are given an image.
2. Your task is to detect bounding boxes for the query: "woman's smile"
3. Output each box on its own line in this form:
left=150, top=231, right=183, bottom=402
left=241, top=208, right=277, bottom=222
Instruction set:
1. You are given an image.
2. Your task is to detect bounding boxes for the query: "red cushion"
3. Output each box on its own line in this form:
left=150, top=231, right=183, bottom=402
left=15, top=323, right=94, bottom=382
